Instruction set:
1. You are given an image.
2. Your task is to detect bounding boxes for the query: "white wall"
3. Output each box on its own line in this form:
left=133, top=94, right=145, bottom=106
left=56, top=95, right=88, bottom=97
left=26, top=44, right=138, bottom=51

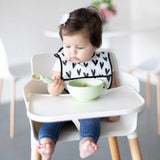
left=2, top=0, right=160, bottom=103
left=0, top=0, right=130, bottom=103
left=0, top=0, right=130, bottom=65
left=130, top=0, right=160, bottom=67
left=0, top=0, right=92, bottom=65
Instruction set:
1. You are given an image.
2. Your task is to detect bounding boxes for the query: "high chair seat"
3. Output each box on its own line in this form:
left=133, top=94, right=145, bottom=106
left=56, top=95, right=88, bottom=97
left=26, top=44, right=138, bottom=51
left=28, top=111, right=137, bottom=147
left=23, top=50, right=145, bottom=160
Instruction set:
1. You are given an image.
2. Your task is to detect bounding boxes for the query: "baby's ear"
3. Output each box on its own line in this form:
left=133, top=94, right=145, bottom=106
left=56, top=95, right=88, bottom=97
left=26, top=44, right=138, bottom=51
left=94, top=47, right=99, bottom=51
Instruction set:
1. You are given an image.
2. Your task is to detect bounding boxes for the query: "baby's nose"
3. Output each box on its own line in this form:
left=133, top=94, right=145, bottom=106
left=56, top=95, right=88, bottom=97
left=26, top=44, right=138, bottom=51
left=71, top=48, right=77, bottom=56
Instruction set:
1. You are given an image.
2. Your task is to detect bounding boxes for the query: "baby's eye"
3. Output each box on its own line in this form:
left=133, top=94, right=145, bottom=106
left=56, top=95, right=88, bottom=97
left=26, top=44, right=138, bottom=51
left=78, top=46, right=84, bottom=49
left=65, top=46, right=70, bottom=48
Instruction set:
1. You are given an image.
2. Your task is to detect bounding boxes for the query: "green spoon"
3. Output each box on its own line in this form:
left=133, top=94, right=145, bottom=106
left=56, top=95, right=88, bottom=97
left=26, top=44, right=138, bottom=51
left=32, top=72, right=53, bottom=84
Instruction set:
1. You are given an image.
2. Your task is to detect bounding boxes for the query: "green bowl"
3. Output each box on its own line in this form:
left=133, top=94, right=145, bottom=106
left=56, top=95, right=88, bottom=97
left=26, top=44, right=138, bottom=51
left=67, top=78, right=104, bottom=102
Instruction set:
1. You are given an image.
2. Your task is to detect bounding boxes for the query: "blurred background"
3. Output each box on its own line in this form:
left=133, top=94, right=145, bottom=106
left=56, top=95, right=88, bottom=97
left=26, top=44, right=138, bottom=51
left=0, top=0, right=160, bottom=160
left=1, top=0, right=160, bottom=103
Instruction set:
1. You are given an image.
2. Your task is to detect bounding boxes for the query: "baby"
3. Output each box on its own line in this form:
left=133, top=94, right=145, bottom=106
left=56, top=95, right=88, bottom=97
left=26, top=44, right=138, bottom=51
left=38, top=7, right=119, bottom=160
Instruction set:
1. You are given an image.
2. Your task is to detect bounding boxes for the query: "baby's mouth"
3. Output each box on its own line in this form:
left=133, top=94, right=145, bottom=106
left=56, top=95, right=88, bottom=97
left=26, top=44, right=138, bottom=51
left=71, top=57, right=80, bottom=62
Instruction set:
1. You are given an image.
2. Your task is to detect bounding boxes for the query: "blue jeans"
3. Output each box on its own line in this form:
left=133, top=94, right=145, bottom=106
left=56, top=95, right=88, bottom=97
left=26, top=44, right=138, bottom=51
left=38, top=118, right=101, bottom=144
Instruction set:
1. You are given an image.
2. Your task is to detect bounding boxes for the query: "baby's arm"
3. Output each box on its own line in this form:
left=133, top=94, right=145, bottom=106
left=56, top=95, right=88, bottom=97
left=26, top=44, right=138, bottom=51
left=106, top=73, right=120, bottom=122
left=47, top=71, right=64, bottom=96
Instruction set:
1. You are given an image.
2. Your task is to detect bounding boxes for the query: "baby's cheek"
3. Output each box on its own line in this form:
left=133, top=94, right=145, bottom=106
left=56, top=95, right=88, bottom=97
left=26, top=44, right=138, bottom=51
left=64, top=55, right=70, bottom=61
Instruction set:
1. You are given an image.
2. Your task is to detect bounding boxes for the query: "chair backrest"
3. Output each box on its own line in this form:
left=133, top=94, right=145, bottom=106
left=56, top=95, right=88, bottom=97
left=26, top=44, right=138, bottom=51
left=24, top=53, right=57, bottom=99
left=31, top=53, right=56, bottom=78
left=105, top=49, right=139, bottom=92
left=0, top=38, right=11, bottom=77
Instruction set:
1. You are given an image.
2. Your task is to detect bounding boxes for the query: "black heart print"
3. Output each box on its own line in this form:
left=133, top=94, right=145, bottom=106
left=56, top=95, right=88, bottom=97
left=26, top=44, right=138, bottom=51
left=83, top=62, right=88, bottom=67
left=72, top=63, right=76, bottom=68
left=105, top=68, right=110, bottom=75
left=100, top=62, right=104, bottom=69
left=92, top=59, right=98, bottom=66
left=96, top=54, right=100, bottom=57
left=83, top=72, right=89, bottom=77
left=107, top=76, right=111, bottom=82
left=91, top=69, right=96, bottom=76
left=77, top=69, right=81, bottom=75
left=66, top=71, right=71, bottom=78
left=103, top=57, right=107, bottom=61
left=63, top=60, right=67, bottom=65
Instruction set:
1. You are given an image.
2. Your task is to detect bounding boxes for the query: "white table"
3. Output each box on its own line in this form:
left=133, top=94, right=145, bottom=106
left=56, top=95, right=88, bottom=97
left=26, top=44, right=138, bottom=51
left=27, top=85, right=145, bottom=123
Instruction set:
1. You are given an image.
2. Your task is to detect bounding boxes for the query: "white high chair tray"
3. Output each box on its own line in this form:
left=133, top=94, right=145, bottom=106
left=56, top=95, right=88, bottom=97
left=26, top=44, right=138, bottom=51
left=27, top=85, right=145, bottom=122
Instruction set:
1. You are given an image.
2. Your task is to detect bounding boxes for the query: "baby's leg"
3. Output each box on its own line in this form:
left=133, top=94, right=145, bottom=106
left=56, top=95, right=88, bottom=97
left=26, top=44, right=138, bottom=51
left=106, top=116, right=120, bottom=122
left=79, top=118, right=101, bottom=159
left=37, top=138, right=55, bottom=160
left=79, top=138, right=98, bottom=159
left=38, top=121, right=67, bottom=159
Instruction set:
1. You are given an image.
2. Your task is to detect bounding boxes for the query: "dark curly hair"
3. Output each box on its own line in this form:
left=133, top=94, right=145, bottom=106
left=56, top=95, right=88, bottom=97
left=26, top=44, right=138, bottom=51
left=59, top=7, right=103, bottom=48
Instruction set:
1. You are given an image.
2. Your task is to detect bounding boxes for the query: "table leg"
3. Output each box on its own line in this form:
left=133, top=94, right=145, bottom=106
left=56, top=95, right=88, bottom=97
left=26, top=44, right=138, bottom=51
left=146, top=73, right=151, bottom=108
left=157, top=74, right=160, bottom=134
left=128, top=137, right=142, bottom=160
left=108, top=137, right=120, bottom=160
left=42, top=157, right=51, bottom=160
left=10, top=80, right=16, bottom=138
left=0, top=79, right=3, bottom=104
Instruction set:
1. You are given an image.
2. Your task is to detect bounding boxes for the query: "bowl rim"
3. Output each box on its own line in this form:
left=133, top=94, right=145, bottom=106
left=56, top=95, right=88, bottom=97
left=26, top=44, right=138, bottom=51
left=67, top=78, right=104, bottom=88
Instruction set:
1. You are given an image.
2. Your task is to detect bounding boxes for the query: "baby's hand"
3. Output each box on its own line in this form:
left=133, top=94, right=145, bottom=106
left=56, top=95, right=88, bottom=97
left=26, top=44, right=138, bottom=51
left=106, top=116, right=120, bottom=122
left=48, top=77, right=64, bottom=96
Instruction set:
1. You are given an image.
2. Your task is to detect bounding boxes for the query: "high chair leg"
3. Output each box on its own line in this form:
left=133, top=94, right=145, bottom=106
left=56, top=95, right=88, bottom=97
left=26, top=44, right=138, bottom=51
left=10, top=80, right=16, bottom=138
left=108, top=137, right=120, bottom=160
left=0, top=79, right=3, bottom=104
left=128, top=137, right=142, bottom=160
left=42, top=157, right=51, bottom=160
left=31, top=148, right=41, bottom=160
left=146, top=73, right=151, bottom=108
left=157, top=74, right=160, bottom=134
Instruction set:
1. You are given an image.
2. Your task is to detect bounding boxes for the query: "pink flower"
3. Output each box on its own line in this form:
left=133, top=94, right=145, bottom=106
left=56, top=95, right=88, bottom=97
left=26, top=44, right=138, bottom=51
left=100, top=8, right=113, bottom=20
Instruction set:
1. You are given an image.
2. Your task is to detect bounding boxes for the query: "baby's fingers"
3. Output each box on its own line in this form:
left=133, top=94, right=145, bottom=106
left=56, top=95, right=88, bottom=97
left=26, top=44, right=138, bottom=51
left=53, top=78, right=59, bottom=87
left=53, top=78, right=63, bottom=88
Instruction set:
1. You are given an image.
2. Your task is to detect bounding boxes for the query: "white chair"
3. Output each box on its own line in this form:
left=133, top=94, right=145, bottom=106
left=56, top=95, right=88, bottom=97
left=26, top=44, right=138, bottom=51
left=128, top=57, right=160, bottom=134
left=0, top=38, right=30, bottom=138
left=23, top=50, right=143, bottom=160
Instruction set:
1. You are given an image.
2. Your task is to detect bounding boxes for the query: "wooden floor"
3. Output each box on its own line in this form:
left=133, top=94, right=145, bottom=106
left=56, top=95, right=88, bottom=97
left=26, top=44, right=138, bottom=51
left=0, top=81, right=160, bottom=160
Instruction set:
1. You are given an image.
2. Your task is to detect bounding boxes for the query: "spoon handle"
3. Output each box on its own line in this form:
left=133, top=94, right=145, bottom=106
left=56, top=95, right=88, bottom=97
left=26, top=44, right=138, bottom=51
left=32, top=72, right=53, bottom=84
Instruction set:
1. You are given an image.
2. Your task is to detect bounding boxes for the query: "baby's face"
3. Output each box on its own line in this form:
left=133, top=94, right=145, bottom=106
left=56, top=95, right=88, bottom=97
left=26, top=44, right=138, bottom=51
left=62, top=31, right=97, bottom=63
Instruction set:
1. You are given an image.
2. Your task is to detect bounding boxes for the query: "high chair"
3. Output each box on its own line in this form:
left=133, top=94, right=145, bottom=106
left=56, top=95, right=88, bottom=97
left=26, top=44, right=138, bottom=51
left=23, top=49, right=144, bottom=160
left=0, top=38, right=30, bottom=138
